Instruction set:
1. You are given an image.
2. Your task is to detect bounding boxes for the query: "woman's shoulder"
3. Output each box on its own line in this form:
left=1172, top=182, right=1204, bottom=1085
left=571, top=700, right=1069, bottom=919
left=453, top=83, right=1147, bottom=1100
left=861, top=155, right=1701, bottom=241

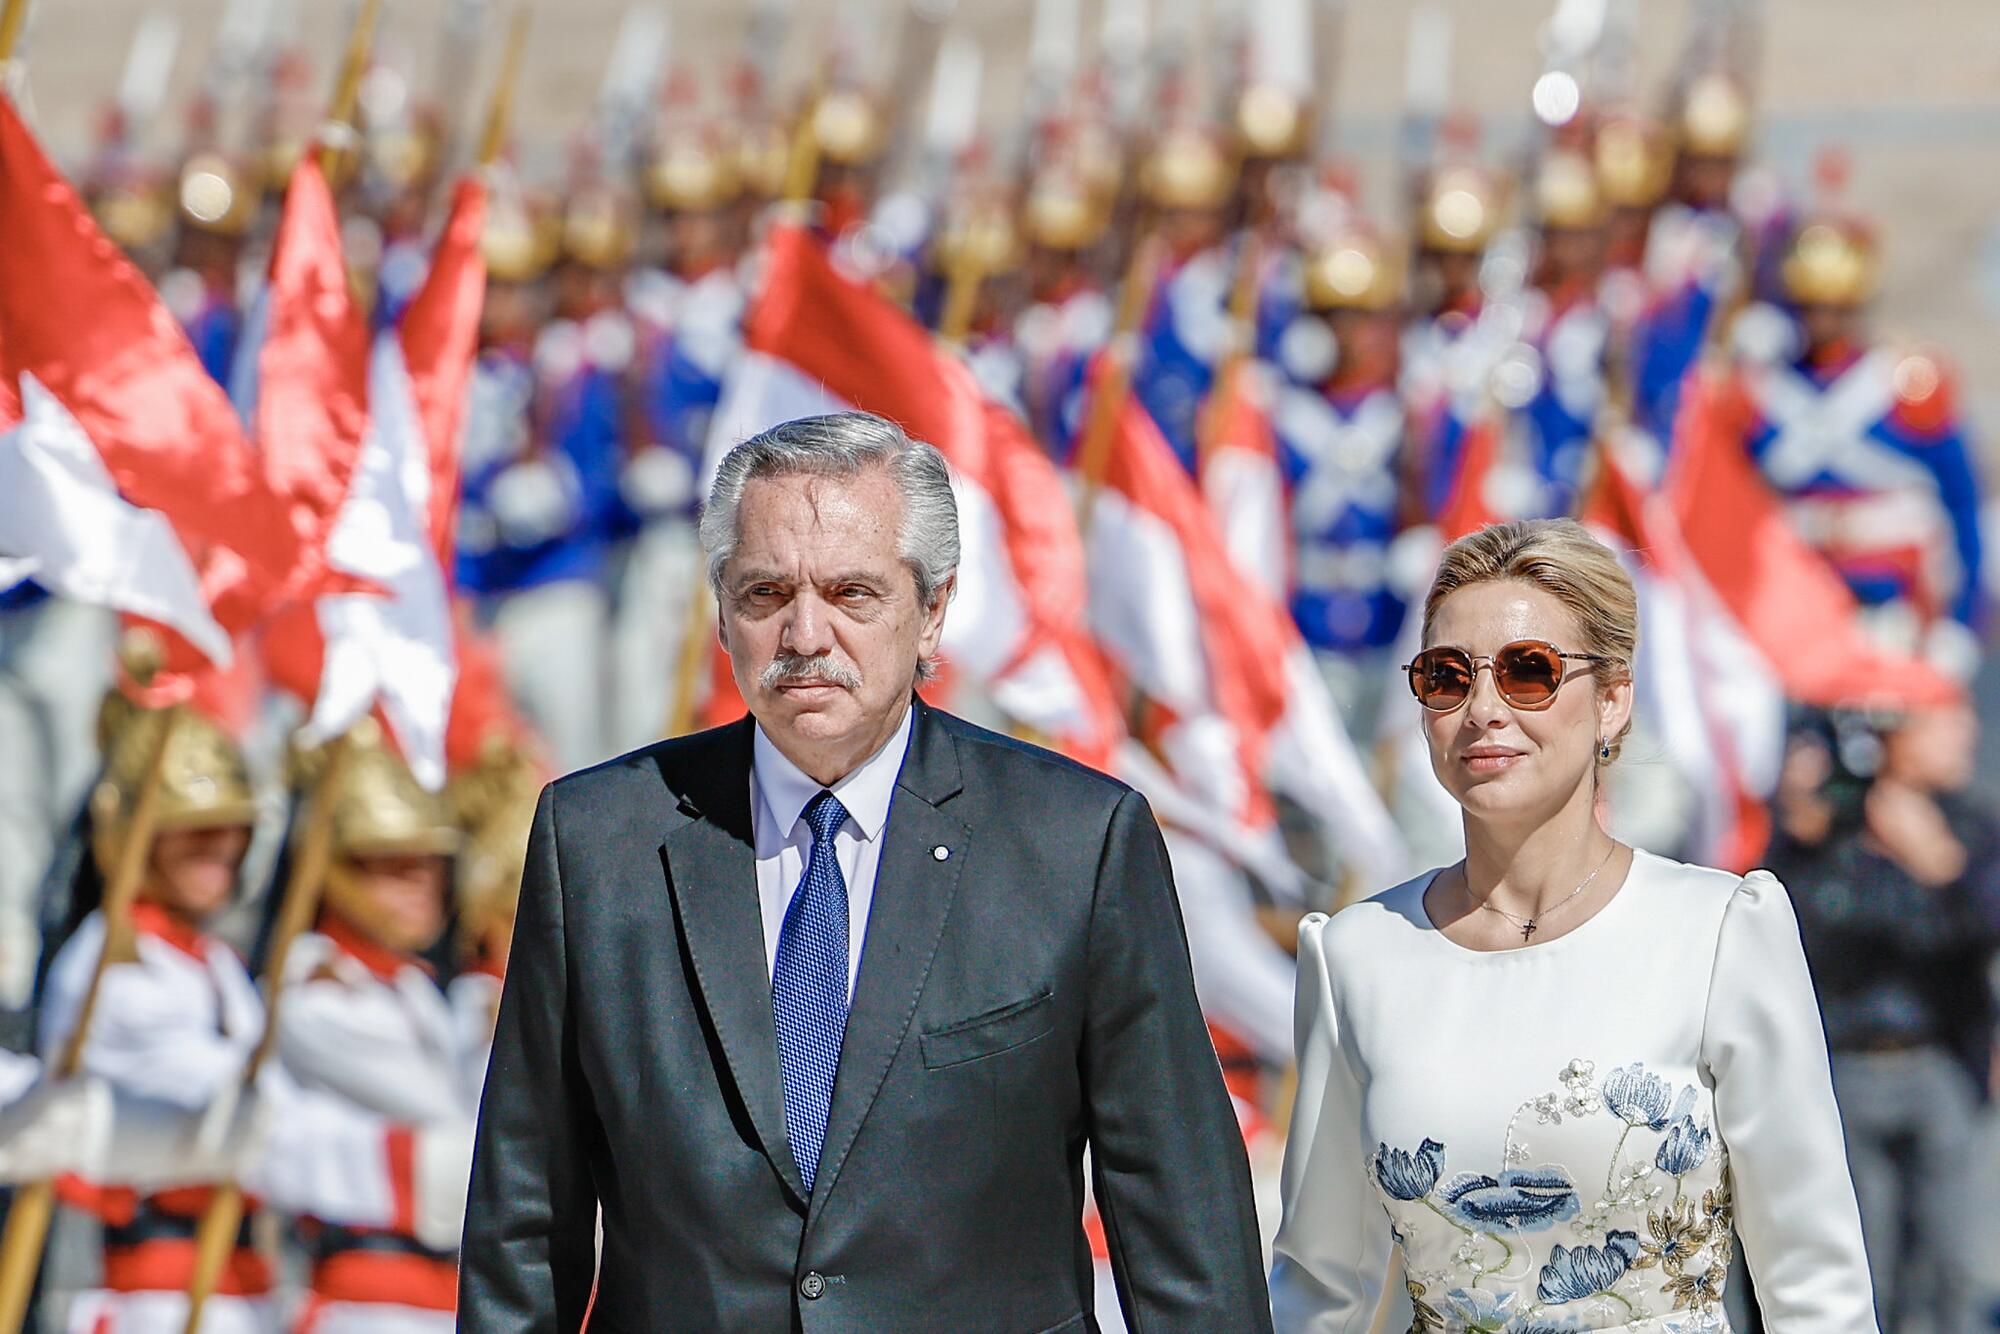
left=1302, top=869, right=1443, bottom=962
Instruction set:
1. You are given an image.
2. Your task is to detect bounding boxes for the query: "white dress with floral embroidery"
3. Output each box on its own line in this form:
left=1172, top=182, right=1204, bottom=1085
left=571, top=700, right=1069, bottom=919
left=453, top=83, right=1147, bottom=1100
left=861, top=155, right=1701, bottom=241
left=1269, top=851, right=1877, bottom=1334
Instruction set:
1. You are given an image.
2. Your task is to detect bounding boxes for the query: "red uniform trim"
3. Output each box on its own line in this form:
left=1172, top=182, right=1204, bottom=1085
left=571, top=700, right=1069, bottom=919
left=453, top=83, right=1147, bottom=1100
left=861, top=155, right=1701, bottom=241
left=102, top=1239, right=272, bottom=1296
left=318, top=912, right=433, bottom=984
left=128, top=902, right=208, bottom=962
left=308, top=1250, right=458, bottom=1312
left=385, top=1125, right=418, bottom=1234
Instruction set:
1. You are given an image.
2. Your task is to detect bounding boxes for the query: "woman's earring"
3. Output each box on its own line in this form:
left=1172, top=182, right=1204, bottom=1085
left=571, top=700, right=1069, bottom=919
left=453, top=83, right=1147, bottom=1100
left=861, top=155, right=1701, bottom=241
left=1598, top=737, right=1612, bottom=760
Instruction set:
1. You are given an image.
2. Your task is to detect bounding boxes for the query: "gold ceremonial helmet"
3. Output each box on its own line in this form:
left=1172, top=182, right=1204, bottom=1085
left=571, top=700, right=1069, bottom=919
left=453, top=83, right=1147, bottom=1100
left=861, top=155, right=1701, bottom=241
left=90, top=695, right=257, bottom=881
left=1021, top=165, right=1110, bottom=252
left=932, top=206, right=1020, bottom=276
left=447, top=736, right=544, bottom=947
left=736, top=120, right=792, bottom=200
left=93, top=174, right=173, bottom=252
left=1782, top=218, right=1878, bottom=307
left=1594, top=115, right=1674, bottom=209
left=1304, top=227, right=1403, bottom=313
left=302, top=719, right=461, bottom=863
left=482, top=189, right=559, bottom=285
left=1676, top=71, right=1752, bottom=159
left=177, top=152, right=259, bottom=238
left=560, top=184, right=638, bottom=271
left=811, top=89, right=888, bottom=168
left=1417, top=164, right=1503, bottom=254
left=1236, top=84, right=1311, bottom=161
left=366, top=115, right=443, bottom=197
left=1534, top=149, right=1607, bottom=231
left=644, top=128, right=743, bottom=214
left=1139, top=126, right=1236, bottom=213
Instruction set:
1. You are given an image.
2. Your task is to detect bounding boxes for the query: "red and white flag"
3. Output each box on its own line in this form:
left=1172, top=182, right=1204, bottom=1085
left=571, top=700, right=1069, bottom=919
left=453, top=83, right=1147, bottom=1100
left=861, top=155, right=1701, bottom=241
left=709, top=222, right=1124, bottom=770
left=1199, top=358, right=1288, bottom=602
left=254, top=160, right=481, bottom=787
left=1667, top=369, right=1962, bottom=712
left=1087, top=376, right=1410, bottom=890
left=0, top=95, right=325, bottom=676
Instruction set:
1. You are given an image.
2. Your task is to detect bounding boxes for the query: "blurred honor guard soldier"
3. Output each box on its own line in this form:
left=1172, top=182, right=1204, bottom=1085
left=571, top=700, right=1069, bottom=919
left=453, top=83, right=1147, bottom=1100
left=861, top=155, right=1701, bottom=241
left=614, top=117, right=748, bottom=751
left=461, top=412, right=1270, bottom=1332
left=159, top=153, right=258, bottom=389
left=1737, top=214, right=1986, bottom=678
left=1274, top=222, right=1417, bottom=739
left=38, top=700, right=273, bottom=1334
left=276, top=723, right=477, bottom=1333
left=455, top=181, right=628, bottom=774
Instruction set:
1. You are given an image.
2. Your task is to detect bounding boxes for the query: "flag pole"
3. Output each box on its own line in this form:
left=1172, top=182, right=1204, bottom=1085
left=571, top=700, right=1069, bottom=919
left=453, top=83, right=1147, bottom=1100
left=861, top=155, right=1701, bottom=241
left=0, top=0, right=30, bottom=67
left=1073, top=233, right=1165, bottom=537
left=180, top=732, right=355, bottom=1333
left=1194, top=228, right=1266, bottom=473
left=319, top=0, right=385, bottom=179
left=476, top=5, right=530, bottom=170
left=0, top=698, right=186, bottom=1334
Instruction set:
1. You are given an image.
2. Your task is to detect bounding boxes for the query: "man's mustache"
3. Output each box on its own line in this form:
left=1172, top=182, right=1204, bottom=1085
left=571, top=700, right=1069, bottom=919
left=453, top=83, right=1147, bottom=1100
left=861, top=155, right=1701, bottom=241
left=761, top=653, right=862, bottom=691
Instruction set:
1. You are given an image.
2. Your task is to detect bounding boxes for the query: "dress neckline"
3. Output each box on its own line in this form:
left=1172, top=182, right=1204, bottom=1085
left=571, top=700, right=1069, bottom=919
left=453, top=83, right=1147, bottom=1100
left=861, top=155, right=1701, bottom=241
left=1410, top=847, right=1656, bottom=960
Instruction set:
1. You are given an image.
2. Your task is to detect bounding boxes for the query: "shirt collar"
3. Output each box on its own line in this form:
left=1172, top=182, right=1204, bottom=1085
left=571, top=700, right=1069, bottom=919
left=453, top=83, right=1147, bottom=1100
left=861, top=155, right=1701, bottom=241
left=753, top=704, right=914, bottom=844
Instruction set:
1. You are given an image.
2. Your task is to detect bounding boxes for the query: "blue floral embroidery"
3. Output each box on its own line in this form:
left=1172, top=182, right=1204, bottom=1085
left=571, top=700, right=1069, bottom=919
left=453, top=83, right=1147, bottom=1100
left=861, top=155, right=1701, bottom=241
left=1655, top=1115, right=1713, bottom=1176
left=1438, top=1167, right=1582, bottom=1231
left=1600, top=1064, right=1695, bottom=1131
left=1504, top=1319, right=1587, bottom=1334
left=1441, top=1287, right=1521, bottom=1330
left=1537, top=1230, right=1641, bottom=1303
left=1372, top=1137, right=1446, bottom=1200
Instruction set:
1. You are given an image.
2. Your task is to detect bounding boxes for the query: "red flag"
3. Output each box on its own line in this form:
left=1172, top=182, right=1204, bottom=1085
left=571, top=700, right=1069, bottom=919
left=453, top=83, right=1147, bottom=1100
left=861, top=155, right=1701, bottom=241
left=252, top=158, right=463, bottom=785
left=724, top=222, right=1124, bottom=769
left=1435, top=417, right=1503, bottom=542
left=1668, top=369, right=1961, bottom=711
left=255, top=156, right=372, bottom=573
left=1199, top=359, right=1289, bottom=602
left=0, top=95, right=324, bottom=668
left=398, top=176, right=488, bottom=565
left=1086, top=375, right=1410, bottom=885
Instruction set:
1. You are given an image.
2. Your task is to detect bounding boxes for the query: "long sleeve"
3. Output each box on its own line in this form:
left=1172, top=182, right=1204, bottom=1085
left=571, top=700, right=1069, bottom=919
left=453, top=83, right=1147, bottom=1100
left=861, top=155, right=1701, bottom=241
left=460, top=786, right=600, bottom=1333
left=1701, top=871, right=1878, bottom=1331
left=1270, top=914, right=1392, bottom=1334
left=1082, top=789, right=1274, bottom=1334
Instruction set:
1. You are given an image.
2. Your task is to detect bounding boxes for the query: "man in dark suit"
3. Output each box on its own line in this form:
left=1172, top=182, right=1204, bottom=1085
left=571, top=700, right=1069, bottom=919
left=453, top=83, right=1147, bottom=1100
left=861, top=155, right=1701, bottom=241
left=461, top=411, right=1271, bottom=1333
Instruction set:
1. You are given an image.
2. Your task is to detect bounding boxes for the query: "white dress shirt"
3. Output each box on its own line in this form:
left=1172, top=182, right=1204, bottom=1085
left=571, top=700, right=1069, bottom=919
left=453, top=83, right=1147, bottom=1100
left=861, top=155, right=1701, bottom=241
left=751, top=705, right=914, bottom=995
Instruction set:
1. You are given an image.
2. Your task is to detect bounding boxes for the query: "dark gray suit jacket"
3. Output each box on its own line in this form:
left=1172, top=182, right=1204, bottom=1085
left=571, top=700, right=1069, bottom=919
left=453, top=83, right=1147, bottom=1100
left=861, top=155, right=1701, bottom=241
left=459, top=699, right=1272, bottom=1333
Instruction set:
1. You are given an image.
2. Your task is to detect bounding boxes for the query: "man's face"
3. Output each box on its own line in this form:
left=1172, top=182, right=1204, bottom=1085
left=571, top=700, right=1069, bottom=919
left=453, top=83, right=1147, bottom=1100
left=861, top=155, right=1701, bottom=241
left=147, top=824, right=252, bottom=923
left=330, top=852, right=451, bottom=954
left=719, top=468, right=949, bottom=781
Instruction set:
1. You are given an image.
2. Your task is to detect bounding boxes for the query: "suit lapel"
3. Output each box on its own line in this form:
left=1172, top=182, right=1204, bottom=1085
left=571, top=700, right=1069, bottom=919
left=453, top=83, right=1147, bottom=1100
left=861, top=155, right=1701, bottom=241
left=809, top=701, right=967, bottom=1220
left=658, top=720, right=808, bottom=1203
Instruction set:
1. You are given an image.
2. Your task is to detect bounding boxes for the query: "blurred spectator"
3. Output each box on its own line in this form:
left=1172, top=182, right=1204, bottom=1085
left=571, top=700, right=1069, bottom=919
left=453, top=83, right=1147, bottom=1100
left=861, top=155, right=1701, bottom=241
left=1767, top=700, right=2000, bottom=1334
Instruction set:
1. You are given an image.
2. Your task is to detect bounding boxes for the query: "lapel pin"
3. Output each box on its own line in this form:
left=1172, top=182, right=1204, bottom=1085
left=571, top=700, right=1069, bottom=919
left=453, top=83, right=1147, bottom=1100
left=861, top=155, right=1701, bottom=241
left=932, top=845, right=950, bottom=861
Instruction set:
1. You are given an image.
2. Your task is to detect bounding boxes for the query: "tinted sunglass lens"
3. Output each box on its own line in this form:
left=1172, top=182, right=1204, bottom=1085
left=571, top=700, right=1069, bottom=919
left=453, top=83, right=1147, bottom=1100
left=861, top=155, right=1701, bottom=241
left=1496, top=644, right=1561, bottom=704
left=1412, top=650, right=1473, bottom=708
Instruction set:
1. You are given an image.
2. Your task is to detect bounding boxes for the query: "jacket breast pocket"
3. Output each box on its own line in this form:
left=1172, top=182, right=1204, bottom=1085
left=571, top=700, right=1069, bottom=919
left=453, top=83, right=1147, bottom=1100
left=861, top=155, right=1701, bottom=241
left=920, top=989, right=1055, bottom=1069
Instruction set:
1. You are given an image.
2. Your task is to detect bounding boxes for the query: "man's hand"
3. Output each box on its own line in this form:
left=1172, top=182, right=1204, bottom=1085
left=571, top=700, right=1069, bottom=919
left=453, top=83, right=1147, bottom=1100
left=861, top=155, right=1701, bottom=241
left=1864, top=777, right=1967, bottom=887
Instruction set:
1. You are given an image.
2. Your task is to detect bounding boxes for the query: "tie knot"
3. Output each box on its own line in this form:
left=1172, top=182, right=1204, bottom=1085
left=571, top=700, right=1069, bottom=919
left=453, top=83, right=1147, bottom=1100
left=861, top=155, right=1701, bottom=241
left=802, top=790, right=848, bottom=847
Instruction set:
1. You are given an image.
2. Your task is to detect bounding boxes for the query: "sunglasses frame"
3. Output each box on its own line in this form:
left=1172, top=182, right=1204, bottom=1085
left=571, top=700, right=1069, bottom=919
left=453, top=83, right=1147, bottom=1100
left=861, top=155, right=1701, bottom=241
left=1402, top=640, right=1609, bottom=713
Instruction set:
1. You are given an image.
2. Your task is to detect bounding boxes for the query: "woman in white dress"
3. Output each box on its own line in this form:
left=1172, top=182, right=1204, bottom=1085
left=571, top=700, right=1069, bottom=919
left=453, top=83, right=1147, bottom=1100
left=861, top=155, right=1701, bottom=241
left=1271, top=519, right=1876, bottom=1333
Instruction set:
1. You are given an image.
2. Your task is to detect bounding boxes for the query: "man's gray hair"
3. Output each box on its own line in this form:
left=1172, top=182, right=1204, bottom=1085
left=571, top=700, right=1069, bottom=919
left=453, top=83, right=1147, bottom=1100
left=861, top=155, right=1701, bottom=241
left=700, top=411, right=961, bottom=609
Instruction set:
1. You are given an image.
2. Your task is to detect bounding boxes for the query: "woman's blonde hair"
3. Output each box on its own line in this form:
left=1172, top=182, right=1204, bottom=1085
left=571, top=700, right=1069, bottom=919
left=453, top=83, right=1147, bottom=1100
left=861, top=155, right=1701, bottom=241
left=1421, top=519, right=1639, bottom=762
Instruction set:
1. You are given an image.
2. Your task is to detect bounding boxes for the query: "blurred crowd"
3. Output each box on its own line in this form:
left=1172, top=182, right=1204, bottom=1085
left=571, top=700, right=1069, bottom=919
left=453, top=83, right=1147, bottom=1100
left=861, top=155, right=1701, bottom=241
left=0, top=0, right=1996, bottom=1329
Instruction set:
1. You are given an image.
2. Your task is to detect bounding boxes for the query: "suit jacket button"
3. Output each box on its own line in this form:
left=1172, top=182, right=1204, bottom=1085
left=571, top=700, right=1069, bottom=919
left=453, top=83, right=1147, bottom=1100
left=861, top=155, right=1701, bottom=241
left=800, top=1272, right=826, bottom=1300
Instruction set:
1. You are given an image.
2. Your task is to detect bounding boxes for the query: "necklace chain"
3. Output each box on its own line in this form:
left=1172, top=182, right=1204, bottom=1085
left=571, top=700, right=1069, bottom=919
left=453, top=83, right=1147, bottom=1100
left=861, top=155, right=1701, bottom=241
left=1465, top=845, right=1618, bottom=942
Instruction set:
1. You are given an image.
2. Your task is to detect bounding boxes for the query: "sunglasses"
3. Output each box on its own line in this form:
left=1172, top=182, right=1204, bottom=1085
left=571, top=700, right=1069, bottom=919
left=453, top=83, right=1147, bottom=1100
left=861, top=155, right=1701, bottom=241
left=1403, top=640, right=1608, bottom=713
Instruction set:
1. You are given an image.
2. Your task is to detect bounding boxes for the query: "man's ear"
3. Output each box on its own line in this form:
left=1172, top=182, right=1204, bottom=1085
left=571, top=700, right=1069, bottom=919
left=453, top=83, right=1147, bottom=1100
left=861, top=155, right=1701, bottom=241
left=918, top=574, right=955, bottom=655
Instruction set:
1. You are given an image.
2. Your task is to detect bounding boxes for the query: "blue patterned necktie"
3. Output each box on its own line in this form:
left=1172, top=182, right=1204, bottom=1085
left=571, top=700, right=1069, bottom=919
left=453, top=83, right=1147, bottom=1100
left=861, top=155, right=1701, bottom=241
left=771, top=789, right=851, bottom=1193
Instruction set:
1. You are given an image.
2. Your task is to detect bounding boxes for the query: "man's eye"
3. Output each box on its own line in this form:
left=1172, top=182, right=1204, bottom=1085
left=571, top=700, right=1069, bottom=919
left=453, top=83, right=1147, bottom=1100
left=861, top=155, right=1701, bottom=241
left=837, top=586, right=872, bottom=600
